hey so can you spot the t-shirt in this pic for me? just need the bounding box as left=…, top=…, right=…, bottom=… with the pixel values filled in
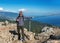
left=17, top=17, right=24, bottom=26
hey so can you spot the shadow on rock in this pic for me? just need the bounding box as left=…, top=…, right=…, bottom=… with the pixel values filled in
left=9, top=30, right=18, bottom=35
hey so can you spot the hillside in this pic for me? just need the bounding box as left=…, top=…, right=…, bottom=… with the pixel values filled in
left=0, top=11, right=53, bottom=34
left=24, top=20, right=53, bottom=34
left=0, top=13, right=53, bottom=34
left=0, top=22, right=60, bottom=43
left=0, top=18, right=53, bottom=34
left=0, top=15, right=52, bottom=33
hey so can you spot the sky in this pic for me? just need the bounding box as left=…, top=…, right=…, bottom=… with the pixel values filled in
left=0, top=0, right=60, bottom=15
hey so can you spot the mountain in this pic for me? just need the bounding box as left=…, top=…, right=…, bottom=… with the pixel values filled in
left=0, top=11, right=18, bottom=21
left=24, top=20, right=53, bottom=33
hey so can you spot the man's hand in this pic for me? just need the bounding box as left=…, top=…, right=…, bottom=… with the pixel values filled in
left=16, top=19, right=19, bottom=21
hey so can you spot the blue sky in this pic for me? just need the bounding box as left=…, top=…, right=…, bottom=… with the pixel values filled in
left=0, top=0, right=60, bottom=15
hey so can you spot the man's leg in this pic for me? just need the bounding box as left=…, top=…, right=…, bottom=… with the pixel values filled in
left=17, top=26, right=21, bottom=40
left=20, top=26, right=25, bottom=40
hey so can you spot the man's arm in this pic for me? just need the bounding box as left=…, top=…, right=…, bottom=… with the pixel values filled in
left=24, top=16, right=32, bottom=19
left=16, top=16, right=19, bottom=22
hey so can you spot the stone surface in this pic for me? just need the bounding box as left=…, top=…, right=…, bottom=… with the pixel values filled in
left=34, top=27, right=56, bottom=43
left=47, top=40, right=60, bottom=43
left=0, top=23, right=36, bottom=43
left=0, top=22, right=60, bottom=43
left=24, top=28, right=35, bottom=40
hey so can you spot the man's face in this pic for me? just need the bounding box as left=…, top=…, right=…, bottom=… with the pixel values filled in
left=20, top=11, right=23, bottom=16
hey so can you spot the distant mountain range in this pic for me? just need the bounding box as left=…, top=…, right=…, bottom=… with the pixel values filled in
left=0, top=11, right=18, bottom=21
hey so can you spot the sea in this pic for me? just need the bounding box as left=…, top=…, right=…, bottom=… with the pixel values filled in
left=32, top=15, right=60, bottom=26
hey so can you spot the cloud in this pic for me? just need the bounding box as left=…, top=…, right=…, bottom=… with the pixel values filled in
left=0, top=7, right=4, bottom=11
left=0, top=7, right=17, bottom=13
left=19, top=9, right=27, bottom=12
left=5, top=10, right=14, bottom=12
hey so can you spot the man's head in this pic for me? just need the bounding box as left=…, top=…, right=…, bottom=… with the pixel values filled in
left=19, top=11, right=23, bottom=17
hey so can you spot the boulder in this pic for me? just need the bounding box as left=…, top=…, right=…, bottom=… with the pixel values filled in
left=24, top=28, right=35, bottom=40
left=34, top=26, right=55, bottom=43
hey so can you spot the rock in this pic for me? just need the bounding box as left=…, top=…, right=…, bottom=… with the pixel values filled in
left=24, top=28, right=35, bottom=40
left=47, top=40, right=60, bottom=43
left=25, top=40, right=39, bottom=43
left=42, top=27, right=55, bottom=35
left=34, top=26, right=56, bottom=43
left=0, top=30, right=14, bottom=43
left=0, top=22, right=60, bottom=43
left=4, top=20, right=9, bottom=25
left=13, top=35, right=18, bottom=40
left=13, top=40, right=23, bottom=43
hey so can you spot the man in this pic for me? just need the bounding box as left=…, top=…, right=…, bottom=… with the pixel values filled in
left=16, top=11, right=32, bottom=41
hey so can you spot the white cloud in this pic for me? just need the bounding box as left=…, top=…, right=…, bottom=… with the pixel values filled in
left=0, top=7, right=4, bottom=11
left=19, top=9, right=27, bottom=12
left=5, top=10, right=15, bottom=12
left=0, top=7, right=17, bottom=13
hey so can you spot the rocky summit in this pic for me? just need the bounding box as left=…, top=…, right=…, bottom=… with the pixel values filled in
left=0, top=21, right=60, bottom=43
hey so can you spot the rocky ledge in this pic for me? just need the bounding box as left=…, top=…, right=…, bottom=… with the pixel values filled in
left=0, top=22, right=60, bottom=43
